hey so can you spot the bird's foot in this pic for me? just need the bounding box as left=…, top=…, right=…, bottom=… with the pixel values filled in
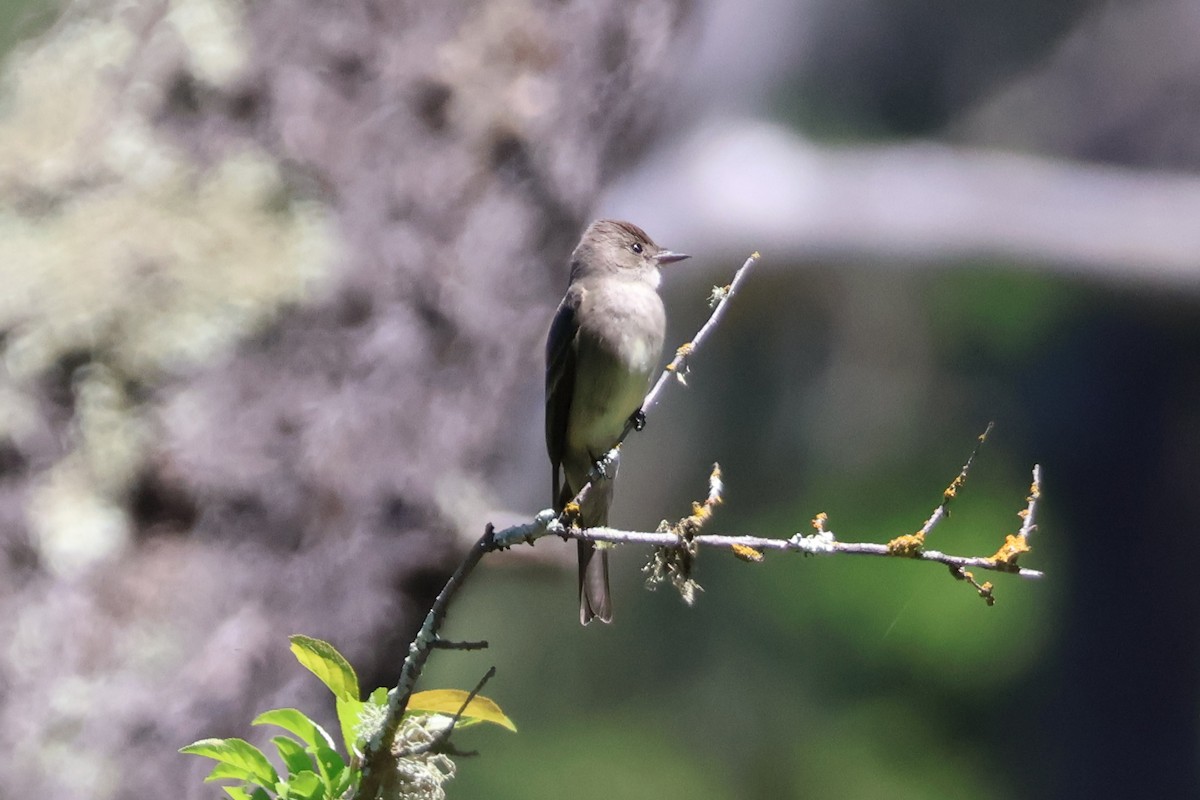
left=591, top=447, right=620, bottom=482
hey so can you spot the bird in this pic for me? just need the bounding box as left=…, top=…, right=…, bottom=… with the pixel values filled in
left=545, top=219, right=690, bottom=623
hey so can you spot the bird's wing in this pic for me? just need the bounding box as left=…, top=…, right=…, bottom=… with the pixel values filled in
left=545, top=290, right=580, bottom=508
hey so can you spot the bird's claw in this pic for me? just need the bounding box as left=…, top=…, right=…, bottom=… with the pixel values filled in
left=592, top=448, right=620, bottom=481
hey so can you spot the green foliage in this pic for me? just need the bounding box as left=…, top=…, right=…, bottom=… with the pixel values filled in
left=180, top=738, right=278, bottom=787
left=290, top=636, right=361, bottom=702
left=181, top=636, right=515, bottom=800
left=290, top=635, right=365, bottom=756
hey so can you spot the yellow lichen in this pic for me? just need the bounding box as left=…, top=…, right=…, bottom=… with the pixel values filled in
left=730, top=543, right=764, bottom=563
left=990, top=534, right=1032, bottom=567
left=887, top=532, right=926, bottom=557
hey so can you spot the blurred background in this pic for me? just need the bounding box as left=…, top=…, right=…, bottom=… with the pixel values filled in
left=0, top=0, right=1196, bottom=798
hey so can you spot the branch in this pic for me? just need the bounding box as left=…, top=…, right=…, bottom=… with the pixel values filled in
left=915, top=421, right=993, bottom=538
left=397, top=666, right=497, bottom=759
left=355, top=525, right=496, bottom=799
left=496, top=468, right=1045, bottom=583
left=636, top=250, right=760, bottom=422
left=569, top=526, right=1043, bottom=580
left=606, top=120, right=1200, bottom=290
left=430, top=639, right=490, bottom=651
left=498, top=433, right=1045, bottom=606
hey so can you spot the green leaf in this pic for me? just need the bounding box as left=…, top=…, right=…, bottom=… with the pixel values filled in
left=288, top=635, right=360, bottom=701
left=250, top=788, right=272, bottom=800
left=313, top=744, right=346, bottom=789
left=281, top=770, right=324, bottom=800
left=335, top=696, right=365, bottom=756
left=253, top=708, right=336, bottom=751
left=407, top=690, right=517, bottom=732
left=333, top=759, right=357, bottom=797
left=205, top=762, right=257, bottom=784
left=221, top=787, right=252, bottom=800
left=180, top=738, right=279, bottom=787
left=272, top=736, right=313, bottom=776
left=368, top=687, right=388, bottom=706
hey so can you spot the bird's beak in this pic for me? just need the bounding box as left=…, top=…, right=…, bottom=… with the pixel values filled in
left=655, top=250, right=691, bottom=265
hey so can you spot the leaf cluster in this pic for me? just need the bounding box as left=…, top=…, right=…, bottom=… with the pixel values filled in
left=181, top=635, right=513, bottom=800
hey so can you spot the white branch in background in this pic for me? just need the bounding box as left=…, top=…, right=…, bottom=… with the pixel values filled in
left=607, top=119, right=1200, bottom=290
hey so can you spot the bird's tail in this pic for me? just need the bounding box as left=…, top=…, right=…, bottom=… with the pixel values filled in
left=564, top=475, right=614, bottom=624
left=578, top=541, right=612, bottom=624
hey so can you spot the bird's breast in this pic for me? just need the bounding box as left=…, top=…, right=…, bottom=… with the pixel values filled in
left=567, top=282, right=666, bottom=454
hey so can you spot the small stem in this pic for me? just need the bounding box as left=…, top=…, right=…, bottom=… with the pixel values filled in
left=355, top=526, right=499, bottom=798
left=398, top=666, right=498, bottom=758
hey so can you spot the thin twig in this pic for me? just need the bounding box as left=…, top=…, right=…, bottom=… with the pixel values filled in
left=499, top=436, right=1045, bottom=590
left=572, top=252, right=761, bottom=508
left=987, top=463, right=1042, bottom=569
left=502, top=420, right=1043, bottom=585
left=397, top=666, right=497, bottom=758
left=1017, top=464, right=1042, bottom=541
left=642, top=462, right=727, bottom=602
left=917, top=421, right=993, bottom=537
left=633, top=252, right=760, bottom=427
left=884, top=422, right=992, bottom=558
left=355, top=525, right=496, bottom=799
left=430, top=639, right=490, bottom=651
left=494, top=502, right=1044, bottom=580
left=567, top=526, right=1044, bottom=579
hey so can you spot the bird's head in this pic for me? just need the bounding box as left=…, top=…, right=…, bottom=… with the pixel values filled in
left=570, top=219, right=690, bottom=284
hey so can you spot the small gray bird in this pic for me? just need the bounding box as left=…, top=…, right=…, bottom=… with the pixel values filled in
left=545, top=220, right=690, bottom=624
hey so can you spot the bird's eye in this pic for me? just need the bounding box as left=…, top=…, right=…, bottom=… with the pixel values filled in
left=630, top=242, right=644, bottom=254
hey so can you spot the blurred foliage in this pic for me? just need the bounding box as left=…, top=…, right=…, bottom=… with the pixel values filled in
left=0, top=0, right=57, bottom=60
left=927, top=266, right=1077, bottom=363
left=774, top=0, right=1099, bottom=140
